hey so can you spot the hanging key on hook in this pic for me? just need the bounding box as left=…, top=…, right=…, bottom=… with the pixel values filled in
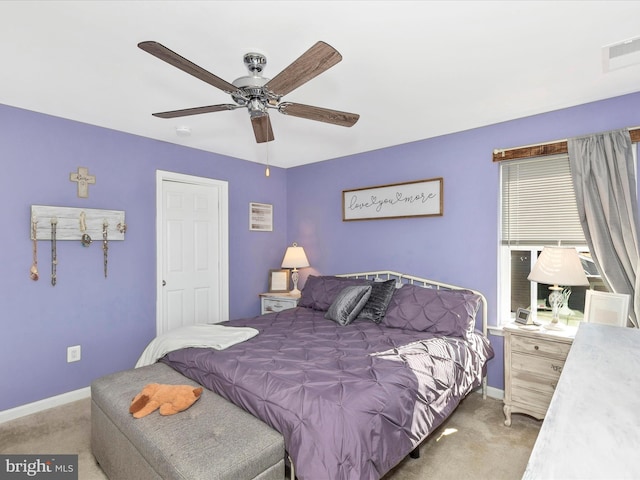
left=80, top=211, right=92, bottom=247
left=30, top=215, right=39, bottom=281
left=102, top=220, right=109, bottom=278
left=51, top=217, right=58, bottom=286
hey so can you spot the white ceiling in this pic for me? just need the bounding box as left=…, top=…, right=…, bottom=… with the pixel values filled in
left=1, top=1, right=640, bottom=168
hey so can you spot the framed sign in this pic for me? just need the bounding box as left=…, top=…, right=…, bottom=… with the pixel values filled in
left=268, top=269, right=290, bottom=293
left=342, top=177, right=443, bottom=221
left=249, top=202, right=273, bottom=231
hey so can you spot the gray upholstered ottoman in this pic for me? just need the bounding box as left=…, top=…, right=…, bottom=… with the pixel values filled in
left=91, top=363, right=285, bottom=480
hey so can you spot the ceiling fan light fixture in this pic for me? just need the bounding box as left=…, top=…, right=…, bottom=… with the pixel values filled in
left=248, top=98, right=268, bottom=118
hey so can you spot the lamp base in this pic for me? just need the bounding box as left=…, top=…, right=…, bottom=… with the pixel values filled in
left=544, top=286, right=565, bottom=331
left=289, top=269, right=301, bottom=298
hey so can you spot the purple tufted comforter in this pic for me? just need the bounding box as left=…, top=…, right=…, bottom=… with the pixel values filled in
left=161, top=307, right=493, bottom=480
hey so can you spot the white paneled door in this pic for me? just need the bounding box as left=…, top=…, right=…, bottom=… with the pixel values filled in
left=156, top=171, right=229, bottom=336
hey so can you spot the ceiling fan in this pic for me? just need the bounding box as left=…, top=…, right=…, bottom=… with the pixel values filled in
left=138, top=40, right=360, bottom=143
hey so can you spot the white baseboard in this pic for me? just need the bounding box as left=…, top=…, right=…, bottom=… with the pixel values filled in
left=473, top=385, right=504, bottom=400
left=0, top=387, right=91, bottom=424
left=485, top=385, right=504, bottom=400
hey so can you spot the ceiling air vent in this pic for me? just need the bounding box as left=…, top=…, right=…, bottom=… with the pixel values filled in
left=603, top=35, right=640, bottom=72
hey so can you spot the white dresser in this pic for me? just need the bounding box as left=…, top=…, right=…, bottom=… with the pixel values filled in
left=503, top=323, right=575, bottom=426
left=523, top=322, right=640, bottom=479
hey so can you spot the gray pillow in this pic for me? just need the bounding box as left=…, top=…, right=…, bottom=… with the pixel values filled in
left=324, top=285, right=372, bottom=326
left=357, top=279, right=396, bottom=323
left=299, top=275, right=369, bottom=311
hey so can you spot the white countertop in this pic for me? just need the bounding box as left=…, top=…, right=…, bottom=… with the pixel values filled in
left=523, top=322, right=640, bottom=479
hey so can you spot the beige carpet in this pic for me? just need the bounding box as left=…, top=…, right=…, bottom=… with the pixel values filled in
left=384, top=393, right=540, bottom=479
left=0, top=392, right=540, bottom=479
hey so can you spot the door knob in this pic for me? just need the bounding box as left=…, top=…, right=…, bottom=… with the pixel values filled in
left=162, top=280, right=166, bottom=287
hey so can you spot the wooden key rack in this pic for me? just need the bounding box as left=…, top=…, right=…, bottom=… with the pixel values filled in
left=30, top=205, right=126, bottom=241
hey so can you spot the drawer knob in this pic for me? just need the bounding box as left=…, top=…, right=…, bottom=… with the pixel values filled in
left=534, top=345, right=539, bottom=350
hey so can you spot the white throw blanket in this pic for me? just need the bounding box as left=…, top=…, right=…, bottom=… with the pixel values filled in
left=135, top=323, right=259, bottom=368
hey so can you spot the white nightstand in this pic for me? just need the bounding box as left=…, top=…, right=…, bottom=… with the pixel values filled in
left=503, top=323, right=576, bottom=426
left=259, top=293, right=299, bottom=315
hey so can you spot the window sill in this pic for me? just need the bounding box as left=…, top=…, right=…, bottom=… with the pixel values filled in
left=488, top=324, right=505, bottom=337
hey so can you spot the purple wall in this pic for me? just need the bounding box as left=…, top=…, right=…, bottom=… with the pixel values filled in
left=0, top=104, right=287, bottom=411
left=2, top=91, right=639, bottom=411
left=287, top=91, right=640, bottom=391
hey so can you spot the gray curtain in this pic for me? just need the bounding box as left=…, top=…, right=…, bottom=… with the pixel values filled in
left=568, top=129, right=639, bottom=327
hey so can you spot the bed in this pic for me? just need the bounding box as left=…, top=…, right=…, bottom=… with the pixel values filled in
left=149, top=271, right=494, bottom=480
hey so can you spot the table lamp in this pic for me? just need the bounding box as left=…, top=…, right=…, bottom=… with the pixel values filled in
left=527, top=246, right=589, bottom=330
left=281, top=242, right=310, bottom=296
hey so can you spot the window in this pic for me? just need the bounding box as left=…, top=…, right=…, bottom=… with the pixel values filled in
left=499, top=154, right=602, bottom=326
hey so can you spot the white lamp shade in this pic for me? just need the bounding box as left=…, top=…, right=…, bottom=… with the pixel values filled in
left=527, top=246, right=589, bottom=286
left=281, top=243, right=310, bottom=269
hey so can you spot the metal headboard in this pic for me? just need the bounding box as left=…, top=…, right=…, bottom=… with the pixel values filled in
left=336, top=270, right=489, bottom=398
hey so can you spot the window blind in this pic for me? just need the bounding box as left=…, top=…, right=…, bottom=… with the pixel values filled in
left=501, top=154, right=586, bottom=246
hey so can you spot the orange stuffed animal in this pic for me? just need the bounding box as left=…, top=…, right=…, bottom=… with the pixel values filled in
left=129, top=383, right=203, bottom=419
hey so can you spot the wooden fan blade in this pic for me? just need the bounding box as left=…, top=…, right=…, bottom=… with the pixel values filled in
left=264, top=41, right=342, bottom=98
left=152, top=104, right=239, bottom=119
left=138, top=41, right=238, bottom=94
left=251, top=115, right=274, bottom=143
left=279, top=102, right=359, bottom=127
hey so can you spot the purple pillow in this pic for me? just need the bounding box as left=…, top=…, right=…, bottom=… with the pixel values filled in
left=382, top=284, right=481, bottom=339
left=299, top=275, right=369, bottom=311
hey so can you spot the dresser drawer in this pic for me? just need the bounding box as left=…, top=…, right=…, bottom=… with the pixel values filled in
left=510, top=333, right=571, bottom=359
left=511, top=351, right=565, bottom=380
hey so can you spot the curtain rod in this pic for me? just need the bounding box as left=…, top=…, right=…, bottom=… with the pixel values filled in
left=493, top=126, right=640, bottom=162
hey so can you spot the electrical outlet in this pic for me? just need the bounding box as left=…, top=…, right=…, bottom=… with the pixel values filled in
left=67, top=345, right=81, bottom=363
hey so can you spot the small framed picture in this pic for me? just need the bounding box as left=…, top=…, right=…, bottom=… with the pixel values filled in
left=515, top=307, right=532, bottom=325
left=249, top=202, right=273, bottom=232
left=584, top=290, right=629, bottom=327
left=268, top=269, right=290, bottom=293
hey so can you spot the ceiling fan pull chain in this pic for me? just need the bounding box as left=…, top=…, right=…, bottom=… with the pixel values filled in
left=265, top=117, right=271, bottom=177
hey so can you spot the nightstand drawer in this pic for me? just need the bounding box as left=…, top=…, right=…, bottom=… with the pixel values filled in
left=260, top=295, right=299, bottom=315
left=510, top=385, right=553, bottom=413
left=511, top=352, right=565, bottom=380
left=511, top=362, right=562, bottom=398
left=510, top=334, right=571, bottom=359
left=263, top=298, right=296, bottom=313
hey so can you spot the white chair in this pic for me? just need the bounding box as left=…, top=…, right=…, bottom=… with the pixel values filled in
left=583, top=290, right=630, bottom=327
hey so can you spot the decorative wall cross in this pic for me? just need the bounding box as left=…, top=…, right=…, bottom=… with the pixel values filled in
left=69, top=167, right=96, bottom=198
